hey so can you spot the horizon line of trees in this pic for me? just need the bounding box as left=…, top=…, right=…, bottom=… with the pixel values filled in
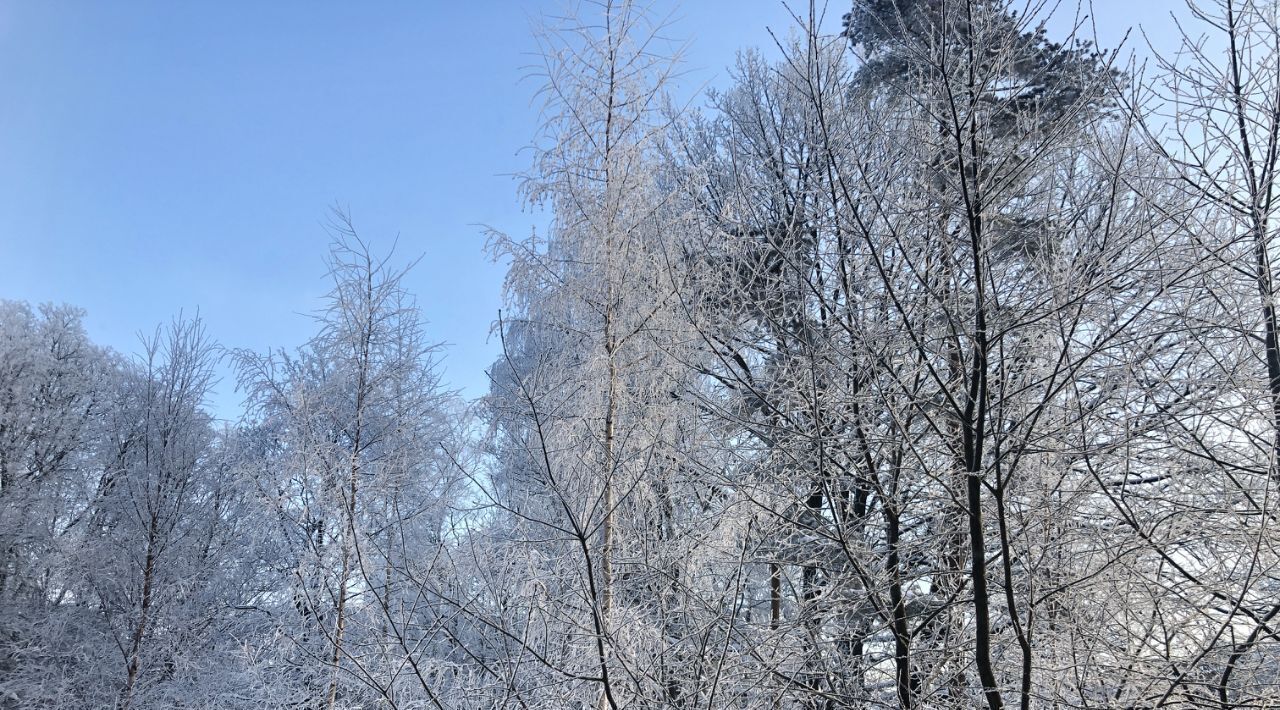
left=5, top=0, right=1280, bottom=707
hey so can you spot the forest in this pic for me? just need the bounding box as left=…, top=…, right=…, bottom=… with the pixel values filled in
left=5, top=0, right=1280, bottom=707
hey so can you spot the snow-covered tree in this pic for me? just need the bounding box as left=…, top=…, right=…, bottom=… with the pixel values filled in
left=235, top=215, right=460, bottom=709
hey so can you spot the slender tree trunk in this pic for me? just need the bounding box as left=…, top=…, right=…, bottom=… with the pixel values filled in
left=885, top=503, right=913, bottom=709
left=324, top=458, right=358, bottom=710
left=597, top=314, right=617, bottom=710
left=326, top=279, right=372, bottom=710
left=119, top=519, right=159, bottom=710
left=770, top=562, right=782, bottom=630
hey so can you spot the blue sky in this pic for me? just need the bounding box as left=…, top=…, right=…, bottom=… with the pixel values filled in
left=0, top=1, right=1182, bottom=420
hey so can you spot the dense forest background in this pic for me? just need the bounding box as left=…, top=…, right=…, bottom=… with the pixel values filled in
left=5, top=0, right=1280, bottom=707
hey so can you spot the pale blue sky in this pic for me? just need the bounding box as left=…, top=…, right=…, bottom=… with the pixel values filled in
left=0, top=1, right=1181, bottom=420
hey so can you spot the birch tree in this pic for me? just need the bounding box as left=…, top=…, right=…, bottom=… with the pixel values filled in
left=235, top=215, right=457, bottom=709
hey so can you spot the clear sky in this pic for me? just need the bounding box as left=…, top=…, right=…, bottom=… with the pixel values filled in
left=0, top=1, right=1182, bottom=421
